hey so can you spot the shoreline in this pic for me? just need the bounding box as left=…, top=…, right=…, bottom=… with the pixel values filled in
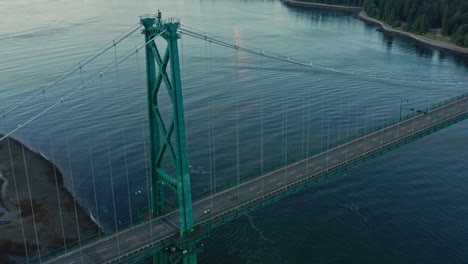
left=358, top=11, right=468, bottom=55
left=284, top=0, right=468, bottom=55
left=0, top=135, right=99, bottom=263
left=284, top=0, right=361, bottom=11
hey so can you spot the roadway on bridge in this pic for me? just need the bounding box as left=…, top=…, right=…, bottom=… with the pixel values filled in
left=41, top=95, right=468, bottom=264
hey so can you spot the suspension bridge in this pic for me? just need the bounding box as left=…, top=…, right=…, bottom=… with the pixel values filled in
left=1, top=11, right=467, bottom=264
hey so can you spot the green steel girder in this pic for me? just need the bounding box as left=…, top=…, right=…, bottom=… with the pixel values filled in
left=158, top=169, right=178, bottom=191
left=140, top=11, right=197, bottom=264
left=153, top=47, right=173, bottom=99
left=202, top=111, right=468, bottom=231
left=118, top=232, right=209, bottom=264
left=154, top=115, right=177, bottom=167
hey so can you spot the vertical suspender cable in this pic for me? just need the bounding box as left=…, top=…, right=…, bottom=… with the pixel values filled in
left=326, top=116, right=330, bottom=169
left=236, top=103, right=240, bottom=208
left=205, top=39, right=214, bottom=213
left=114, top=41, right=121, bottom=91
left=397, top=98, right=401, bottom=141
left=301, top=98, right=308, bottom=159
left=338, top=104, right=342, bottom=142
left=354, top=102, right=359, bottom=137
left=211, top=102, right=217, bottom=200
left=260, top=95, right=264, bottom=197
left=21, top=143, right=42, bottom=263
left=141, top=125, right=154, bottom=241
left=305, top=102, right=310, bottom=176
left=7, top=138, right=29, bottom=262
left=210, top=103, right=216, bottom=214
left=210, top=41, right=217, bottom=198
left=284, top=97, right=288, bottom=187
left=122, top=131, right=133, bottom=227
left=49, top=141, right=67, bottom=249
left=87, top=141, right=101, bottom=240
left=364, top=98, right=369, bottom=150
left=106, top=136, right=121, bottom=257
left=208, top=98, right=214, bottom=212
left=282, top=98, right=286, bottom=186
left=320, top=111, right=324, bottom=152
left=65, top=131, right=84, bottom=264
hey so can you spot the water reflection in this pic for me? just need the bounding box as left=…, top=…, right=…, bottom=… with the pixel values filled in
left=383, top=34, right=393, bottom=51
left=451, top=51, right=468, bottom=68
left=233, top=26, right=247, bottom=65
left=285, top=3, right=357, bottom=26
left=284, top=2, right=468, bottom=69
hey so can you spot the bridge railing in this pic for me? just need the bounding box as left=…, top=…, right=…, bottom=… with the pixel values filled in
left=163, top=18, right=181, bottom=24
left=192, top=92, right=468, bottom=201
left=26, top=210, right=153, bottom=263
left=140, top=13, right=157, bottom=19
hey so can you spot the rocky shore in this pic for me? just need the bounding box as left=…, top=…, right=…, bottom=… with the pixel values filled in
left=0, top=136, right=99, bottom=263
left=285, top=0, right=468, bottom=55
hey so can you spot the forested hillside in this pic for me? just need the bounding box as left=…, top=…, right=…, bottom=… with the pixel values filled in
left=298, top=0, right=468, bottom=47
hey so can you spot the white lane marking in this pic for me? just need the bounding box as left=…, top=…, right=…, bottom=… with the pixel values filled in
left=96, top=247, right=108, bottom=254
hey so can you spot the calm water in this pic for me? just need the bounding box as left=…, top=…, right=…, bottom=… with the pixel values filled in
left=1, top=0, right=468, bottom=263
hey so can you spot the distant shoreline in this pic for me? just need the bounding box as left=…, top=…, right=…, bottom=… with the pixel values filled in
left=284, top=0, right=468, bottom=55
left=358, top=11, right=468, bottom=55
left=284, top=0, right=361, bottom=11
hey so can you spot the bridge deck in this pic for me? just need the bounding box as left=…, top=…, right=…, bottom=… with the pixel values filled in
left=38, top=94, right=468, bottom=264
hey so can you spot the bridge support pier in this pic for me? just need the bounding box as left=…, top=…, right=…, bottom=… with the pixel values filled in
left=141, top=10, right=197, bottom=264
left=153, top=252, right=167, bottom=264
left=149, top=242, right=198, bottom=264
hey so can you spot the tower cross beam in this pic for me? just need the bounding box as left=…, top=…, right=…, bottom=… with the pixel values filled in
left=154, top=117, right=177, bottom=166
left=157, top=169, right=178, bottom=191
left=151, top=44, right=173, bottom=96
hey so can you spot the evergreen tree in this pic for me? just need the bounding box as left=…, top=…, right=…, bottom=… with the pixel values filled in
left=442, top=6, right=449, bottom=35
left=299, top=0, right=468, bottom=47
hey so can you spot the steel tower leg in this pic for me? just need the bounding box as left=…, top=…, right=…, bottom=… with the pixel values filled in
left=140, top=11, right=196, bottom=264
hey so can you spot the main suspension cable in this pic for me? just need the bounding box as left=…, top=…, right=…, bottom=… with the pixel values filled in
left=179, top=26, right=467, bottom=86
left=0, top=30, right=166, bottom=143
left=0, top=23, right=143, bottom=119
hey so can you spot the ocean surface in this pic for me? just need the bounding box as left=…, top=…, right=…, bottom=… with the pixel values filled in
left=1, top=0, right=468, bottom=263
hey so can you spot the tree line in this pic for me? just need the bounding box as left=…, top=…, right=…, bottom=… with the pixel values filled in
left=299, top=0, right=468, bottom=47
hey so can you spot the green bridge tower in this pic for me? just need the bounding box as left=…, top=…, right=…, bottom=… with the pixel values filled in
left=140, top=11, right=197, bottom=264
